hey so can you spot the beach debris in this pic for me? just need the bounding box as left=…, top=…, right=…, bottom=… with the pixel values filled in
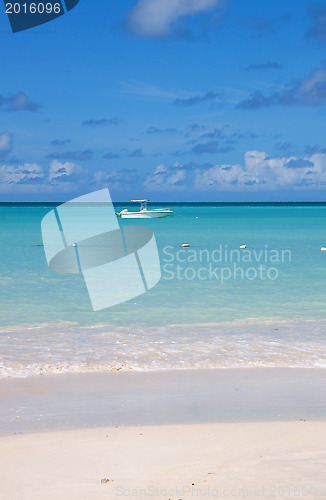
left=181, top=243, right=190, bottom=247
left=101, top=478, right=111, bottom=483
left=321, top=247, right=326, bottom=251
left=239, top=244, right=246, bottom=249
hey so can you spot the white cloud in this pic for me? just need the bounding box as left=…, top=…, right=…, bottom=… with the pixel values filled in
left=0, top=163, right=44, bottom=184
left=144, top=151, right=326, bottom=193
left=194, top=150, right=326, bottom=190
left=166, top=168, right=186, bottom=185
left=0, top=159, right=87, bottom=195
left=154, top=163, right=168, bottom=174
left=0, top=160, right=84, bottom=186
left=48, top=160, right=83, bottom=183
left=0, top=132, right=12, bottom=154
left=144, top=163, right=186, bottom=191
left=127, top=0, right=220, bottom=37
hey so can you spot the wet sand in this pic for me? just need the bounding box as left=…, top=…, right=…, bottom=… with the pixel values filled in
left=0, top=368, right=325, bottom=434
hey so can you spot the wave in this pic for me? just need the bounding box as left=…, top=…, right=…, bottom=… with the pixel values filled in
left=0, top=318, right=326, bottom=378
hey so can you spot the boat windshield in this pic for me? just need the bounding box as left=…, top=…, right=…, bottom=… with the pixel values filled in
left=130, top=200, right=149, bottom=211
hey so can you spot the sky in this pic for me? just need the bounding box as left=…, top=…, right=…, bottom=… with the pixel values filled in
left=1, top=0, right=326, bottom=201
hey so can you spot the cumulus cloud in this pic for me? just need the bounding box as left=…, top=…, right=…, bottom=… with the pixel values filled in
left=0, top=92, right=41, bottom=112
left=127, top=0, right=221, bottom=37
left=174, top=91, right=220, bottom=107
left=194, top=151, right=326, bottom=190
left=144, top=151, right=326, bottom=192
left=48, top=160, right=84, bottom=183
left=0, top=159, right=86, bottom=193
left=144, top=163, right=186, bottom=191
left=0, top=163, right=44, bottom=184
left=238, top=62, right=326, bottom=109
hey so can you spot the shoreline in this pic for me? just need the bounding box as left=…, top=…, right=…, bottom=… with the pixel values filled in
left=1, top=367, right=326, bottom=436
left=1, top=317, right=326, bottom=377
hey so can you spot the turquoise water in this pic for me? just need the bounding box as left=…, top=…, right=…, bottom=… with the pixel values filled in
left=1, top=203, right=326, bottom=376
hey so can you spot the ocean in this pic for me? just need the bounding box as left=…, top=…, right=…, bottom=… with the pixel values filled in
left=1, top=202, right=326, bottom=378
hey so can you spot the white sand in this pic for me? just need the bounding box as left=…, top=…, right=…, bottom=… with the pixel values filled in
left=1, top=421, right=326, bottom=500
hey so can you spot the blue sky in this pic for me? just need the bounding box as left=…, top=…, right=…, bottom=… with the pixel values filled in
left=1, top=0, right=326, bottom=201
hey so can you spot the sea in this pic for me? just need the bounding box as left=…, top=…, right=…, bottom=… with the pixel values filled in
left=1, top=202, right=326, bottom=378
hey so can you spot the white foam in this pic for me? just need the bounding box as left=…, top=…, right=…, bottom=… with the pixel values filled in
left=1, top=318, right=326, bottom=378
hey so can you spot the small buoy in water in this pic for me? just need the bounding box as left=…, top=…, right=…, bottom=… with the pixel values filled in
left=321, top=247, right=326, bottom=251
left=239, top=244, right=246, bottom=249
left=181, top=243, right=190, bottom=247
left=72, top=243, right=77, bottom=247
left=195, top=216, right=198, bottom=219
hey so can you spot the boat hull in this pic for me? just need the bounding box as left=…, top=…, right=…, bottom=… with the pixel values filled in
left=119, top=211, right=173, bottom=219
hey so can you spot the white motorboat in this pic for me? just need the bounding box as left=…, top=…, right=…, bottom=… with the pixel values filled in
left=116, top=200, right=173, bottom=219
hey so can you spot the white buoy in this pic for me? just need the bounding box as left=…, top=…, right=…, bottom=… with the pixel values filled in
left=181, top=243, right=190, bottom=247
left=239, top=244, right=246, bottom=249
left=321, top=247, right=326, bottom=251
left=195, top=217, right=198, bottom=219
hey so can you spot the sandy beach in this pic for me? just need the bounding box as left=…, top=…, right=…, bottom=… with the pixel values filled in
left=0, top=420, right=326, bottom=499
left=0, top=369, right=326, bottom=499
